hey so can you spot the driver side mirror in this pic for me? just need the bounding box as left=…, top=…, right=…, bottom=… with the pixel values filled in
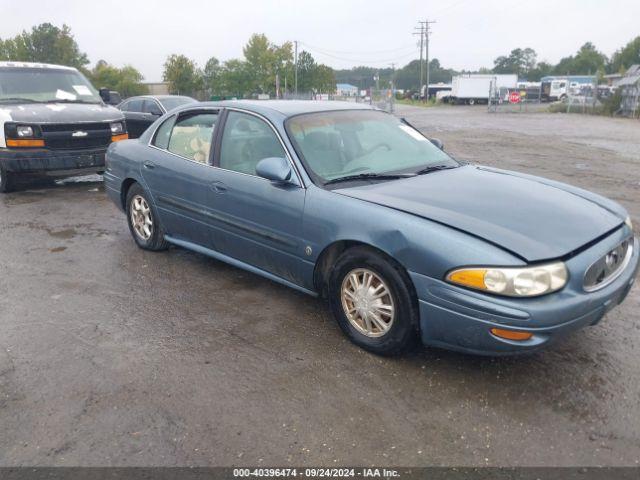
left=256, top=157, right=292, bottom=184
left=430, top=138, right=444, bottom=150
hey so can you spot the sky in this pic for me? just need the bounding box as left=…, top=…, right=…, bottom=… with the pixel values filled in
left=1, top=0, right=638, bottom=81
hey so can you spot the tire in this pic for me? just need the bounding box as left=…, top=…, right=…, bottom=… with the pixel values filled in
left=328, top=246, right=419, bottom=356
left=0, top=168, right=15, bottom=193
left=125, top=182, right=169, bottom=251
left=467, top=99, right=476, bottom=105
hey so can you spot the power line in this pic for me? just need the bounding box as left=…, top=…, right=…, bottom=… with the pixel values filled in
left=298, top=42, right=417, bottom=56
left=299, top=42, right=417, bottom=65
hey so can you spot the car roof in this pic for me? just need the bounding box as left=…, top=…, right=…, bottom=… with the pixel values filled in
left=199, top=99, right=375, bottom=118
left=125, top=95, right=193, bottom=101
left=0, top=61, right=77, bottom=71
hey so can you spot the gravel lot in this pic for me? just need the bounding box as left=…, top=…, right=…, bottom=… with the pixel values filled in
left=0, top=105, right=638, bottom=467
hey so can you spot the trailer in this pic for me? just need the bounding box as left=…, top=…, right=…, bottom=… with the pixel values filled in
left=449, top=74, right=518, bottom=105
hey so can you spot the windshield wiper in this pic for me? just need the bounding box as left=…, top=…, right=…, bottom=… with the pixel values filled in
left=0, top=97, right=38, bottom=104
left=415, top=164, right=457, bottom=175
left=324, top=172, right=415, bottom=186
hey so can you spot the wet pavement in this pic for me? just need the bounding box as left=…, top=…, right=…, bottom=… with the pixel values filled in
left=0, top=106, right=638, bottom=466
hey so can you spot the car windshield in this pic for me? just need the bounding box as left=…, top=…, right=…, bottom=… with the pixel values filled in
left=0, top=67, right=102, bottom=104
left=160, top=96, right=196, bottom=111
left=286, top=110, right=457, bottom=184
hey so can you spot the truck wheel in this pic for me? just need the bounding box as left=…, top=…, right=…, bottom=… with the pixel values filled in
left=0, top=168, right=15, bottom=193
left=125, top=183, right=169, bottom=251
left=468, top=99, right=476, bottom=105
left=328, top=246, right=419, bottom=356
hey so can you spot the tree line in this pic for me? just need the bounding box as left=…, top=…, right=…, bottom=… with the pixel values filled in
left=162, top=34, right=336, bottom=98
left=1, top=23, right=639, bottom=99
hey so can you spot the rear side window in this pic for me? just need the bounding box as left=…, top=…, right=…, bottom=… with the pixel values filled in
left=152, top=115, right=176, bottom=150
left=167, top=112, right=218, bottom=164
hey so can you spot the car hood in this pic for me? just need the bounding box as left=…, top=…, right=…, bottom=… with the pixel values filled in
left=0, top=102, right=123, bottom=123
left=334, top=165, right=625, bottom=262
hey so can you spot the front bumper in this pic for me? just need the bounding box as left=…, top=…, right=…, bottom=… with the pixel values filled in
left=0, top=147, right=106, bottom=176
left=410, top=231, right=639, bottom=355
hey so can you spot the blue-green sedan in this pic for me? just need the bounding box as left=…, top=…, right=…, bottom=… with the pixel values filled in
left=104, top=100, right=639, bottom=356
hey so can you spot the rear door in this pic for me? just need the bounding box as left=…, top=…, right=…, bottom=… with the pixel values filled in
left=141, top=109, right=222, bottom=248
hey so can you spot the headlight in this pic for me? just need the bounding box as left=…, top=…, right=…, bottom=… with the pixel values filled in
left=110, top=122, right=124, bottom=134
left=625, top=216, right=633, bottom=231
left=17, top=125, right=34, bottom=137
left=446, top=262, right=568, bottom=297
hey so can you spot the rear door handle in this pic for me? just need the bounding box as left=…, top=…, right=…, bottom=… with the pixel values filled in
left=143, top=161, right=156, bottom=169
left=210, top=181, right=227, bottom=193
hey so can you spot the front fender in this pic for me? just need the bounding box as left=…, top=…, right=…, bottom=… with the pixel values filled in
left=302, top=186, right=525, bottom=287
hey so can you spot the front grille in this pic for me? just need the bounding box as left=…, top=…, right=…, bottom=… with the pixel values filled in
left=584, top=238, right=633, bottom=292
left=41, top=122, right=112, bottom=133
left=40, top=122, right=112, bottom=151
left=45, top=136, right=111, bottom=150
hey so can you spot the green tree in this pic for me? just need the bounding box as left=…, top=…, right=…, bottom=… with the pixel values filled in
left=90, top=60, right=147, bottom=98
left=311, top=64, right=336, bottom=93
left=609, top=36, right=640, bottom=73
left=493, top=48, right=537, bottom=76
left=162, top=54, right=202, bottom=96
left=218, top=59, right=249, bottom=97
left=242, top=34, right=293, bottom=95
left=203, top=56, right=222, bottom=94
left=0, top=23, right=88, bottom=69
left=554, top=42, right=607, bottom=75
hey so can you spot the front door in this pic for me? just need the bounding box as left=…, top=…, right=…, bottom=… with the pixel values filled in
left=209, top=110, right=307, bottom=285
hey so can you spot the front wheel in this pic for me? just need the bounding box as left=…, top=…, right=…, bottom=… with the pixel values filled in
left=125, top=183, right=168, bottom=251
left=328, top=247, right=419, bottom=356
left=0, top=168, right=16, bottom=193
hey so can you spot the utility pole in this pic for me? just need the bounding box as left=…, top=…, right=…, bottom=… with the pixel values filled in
left=413, top=23, right=425, bottom=99
left=423, top=20, right=436, bottom=101
left=294, top=40, right=298, bottom=97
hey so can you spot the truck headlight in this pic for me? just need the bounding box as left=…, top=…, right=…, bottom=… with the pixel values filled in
left=446, top=262, right=568, bottom=297
left=17, top=125, right=34, bottom=137
left=625, top=216, right=633, bottom=231
left=110, top=122, right=124, bottom=134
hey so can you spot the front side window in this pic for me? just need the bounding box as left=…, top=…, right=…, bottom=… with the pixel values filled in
left=0, top=67, right=101, bottom=104
left=219, top=111, right=287, bottom=175
left=286, top=110, right=456, bottom=184
left=127, top=99, right=144, bottom=112
left=143, top=99, right=163, bottom=115
left=167, top=112, right=218, bottom=164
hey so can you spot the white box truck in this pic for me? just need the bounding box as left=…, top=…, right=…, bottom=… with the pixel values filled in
left=450, top=74, right=518, bottom=105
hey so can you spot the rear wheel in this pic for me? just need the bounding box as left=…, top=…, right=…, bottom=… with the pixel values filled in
left=125, top=183, right=168, bottom=251
left=328, top=247, right=419, bottom=356
left=0, top=168, right=16, bottom=193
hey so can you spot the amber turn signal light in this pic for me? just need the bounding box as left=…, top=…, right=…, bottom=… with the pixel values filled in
left=490, top=328, right=533, bottom=341
left=111, top=133, right=129, bottom=142
left=6, top=138, right=45, bottom=148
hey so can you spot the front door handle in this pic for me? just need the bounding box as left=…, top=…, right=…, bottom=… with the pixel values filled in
left=143, top=161, right=156, bottom=169
left=209, top=181, right=227, bottom=193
